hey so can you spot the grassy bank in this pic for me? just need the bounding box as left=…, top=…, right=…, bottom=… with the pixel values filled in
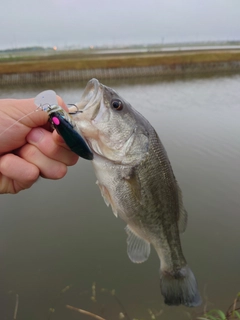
left=1, top=49, right=240, bottom=74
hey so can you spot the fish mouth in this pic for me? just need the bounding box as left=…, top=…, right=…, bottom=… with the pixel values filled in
left=76, top=78, right=102, bottom=118
left=64, top=79, right=102, bottom=161
left=73, top=79, right=105, bottom=157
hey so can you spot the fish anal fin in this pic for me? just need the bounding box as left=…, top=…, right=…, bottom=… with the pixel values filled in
left=177, top=185, right=188, bottom=233
left=96, top=181, right=118, bottom=217
left=125, top=225, right=150, bottom=263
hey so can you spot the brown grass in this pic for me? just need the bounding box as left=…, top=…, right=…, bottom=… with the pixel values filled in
left=0, top=50, right=240, bottom=74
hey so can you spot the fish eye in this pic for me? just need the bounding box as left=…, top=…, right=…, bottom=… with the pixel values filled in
left=111, top=99, right=123, bottom=111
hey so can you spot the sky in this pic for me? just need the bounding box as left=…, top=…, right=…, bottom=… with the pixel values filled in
left=0, top=0, right=240, bottom=50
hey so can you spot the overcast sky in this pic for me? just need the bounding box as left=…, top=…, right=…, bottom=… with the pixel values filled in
left=0, top=0, right=239, bottom=50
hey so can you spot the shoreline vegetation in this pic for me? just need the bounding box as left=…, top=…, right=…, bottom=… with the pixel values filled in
left=0, top=43, right=240, bottom=84
left=9, top=282, right=240, bottom=320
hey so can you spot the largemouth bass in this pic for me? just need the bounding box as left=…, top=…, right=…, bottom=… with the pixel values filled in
left=73, top=78, right=201, bottom=307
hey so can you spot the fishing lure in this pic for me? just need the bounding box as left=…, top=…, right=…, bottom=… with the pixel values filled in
left=34, top=90, right=93, bottom=160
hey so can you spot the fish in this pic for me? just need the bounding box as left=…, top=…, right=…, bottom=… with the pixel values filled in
left=72, top=78, right=201, bottom=307
left=34, top=90, right=93, bottom=160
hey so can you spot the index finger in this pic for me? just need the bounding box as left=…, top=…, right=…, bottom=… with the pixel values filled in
left=0, top=94, right=68, bottom=155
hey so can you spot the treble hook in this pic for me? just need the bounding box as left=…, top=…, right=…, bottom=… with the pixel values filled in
left=67, top=103, right=83, bottom=114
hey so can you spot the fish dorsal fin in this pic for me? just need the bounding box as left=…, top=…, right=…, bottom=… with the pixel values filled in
left=125, top=225, right=150, bottom=263
left=177, top=185, right=188, bottom=233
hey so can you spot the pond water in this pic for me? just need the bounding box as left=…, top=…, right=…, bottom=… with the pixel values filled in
left=1, top=74, right=240, bottom=320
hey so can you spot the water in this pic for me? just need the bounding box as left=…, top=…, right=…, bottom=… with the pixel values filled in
left=0, top=74, right=240, bottom=319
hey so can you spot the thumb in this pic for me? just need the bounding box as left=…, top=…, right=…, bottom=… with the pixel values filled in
left=1, top=98, right=48, bottom=129
left=1, top=95, right=68, bottom=132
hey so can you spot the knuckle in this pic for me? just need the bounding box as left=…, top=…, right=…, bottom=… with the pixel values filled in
left=20, top=144, right=39, bottom=161
left=68, top=154, right=79, bottom=166
left=0, top=154, right=12, bottom=172
left=55, top=165, right=67, bottom=179
left=44, top=163, right=67, bottom=180
left=24, top=165, right=39, bottom=182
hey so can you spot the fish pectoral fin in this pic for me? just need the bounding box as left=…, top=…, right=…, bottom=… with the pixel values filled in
left=96, top=180, right=110, bottom=206
left=96, top=181, right=118, bottom=218
left=177, top=185, right=188, bottom=233
left=125, top=225, right=150, bottom=264
left=123, top=168, right=142, bottom=203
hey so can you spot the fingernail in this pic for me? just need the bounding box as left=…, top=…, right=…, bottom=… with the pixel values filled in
left=28, top=128, right=44, bottom=143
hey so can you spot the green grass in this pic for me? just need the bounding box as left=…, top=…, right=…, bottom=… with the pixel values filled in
left=0, top=50, right=240, bottom=74
left=198, top=293, right=240, bottom=320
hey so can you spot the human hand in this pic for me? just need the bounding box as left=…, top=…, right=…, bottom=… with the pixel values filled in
left=0, top=97, right=79, bottom=194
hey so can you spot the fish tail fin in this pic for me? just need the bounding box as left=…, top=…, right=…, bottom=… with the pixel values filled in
left=160, top=265, right=201, bottom=307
